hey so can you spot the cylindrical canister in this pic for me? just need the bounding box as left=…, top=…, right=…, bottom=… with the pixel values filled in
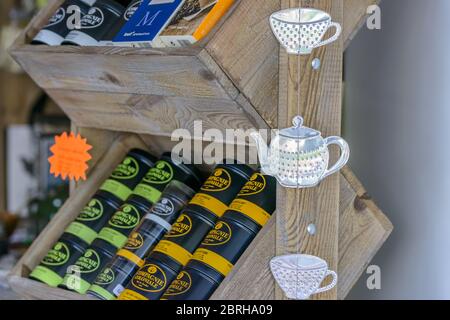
left=32, top=0, right=96, bottom=45
left=96, top=199, right=150, bottom=249
left=128, top=152, right=202, bottom=208
left=97, top=149, right=157, bottom=203
left=62, top=0, right=126, bottom=46
left=85, top=181, right=196, bottom=299
left=117, top=252, right=180, bottom=300
left=102, top=0, right=142, bottom=41
left=29, top=233, right=89, bottom=287
left=161, top=260, right=223, bottom=300
left=163, top=172, right=277, bottom=300
left=63, top=194, right=121, bottom=245
left=59, top=238, right=117, bottom=294
left=187, top=162, right=254, bottom=220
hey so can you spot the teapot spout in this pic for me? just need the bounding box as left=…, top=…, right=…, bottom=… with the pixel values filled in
left=250, top=131, right=273, bottom=175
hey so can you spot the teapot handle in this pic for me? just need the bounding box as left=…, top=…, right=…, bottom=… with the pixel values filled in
left=322, top=137, right=350, bottom=180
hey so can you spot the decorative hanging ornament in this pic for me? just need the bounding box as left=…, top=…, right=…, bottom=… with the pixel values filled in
left=251, top=116, right=350, bottom=188
left=270, top=7, right=342, bottom=55
left=270, top=254, right=337, bottom=300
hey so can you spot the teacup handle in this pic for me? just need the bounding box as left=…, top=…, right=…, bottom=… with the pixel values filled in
left=314, top=270, right=338, bottom=295
left=315, top=22, right=342, bottom=48
left=322, top=136, right=350, bottom=179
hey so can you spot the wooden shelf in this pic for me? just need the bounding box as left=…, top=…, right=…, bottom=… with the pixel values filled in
left=8, top=0, right=390, bottom=300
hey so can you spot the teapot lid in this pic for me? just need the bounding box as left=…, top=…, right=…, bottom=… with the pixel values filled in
left=279, top=116, right=320, bottom=139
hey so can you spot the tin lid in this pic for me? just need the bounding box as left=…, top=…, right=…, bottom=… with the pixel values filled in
left=60, top=232, right=90, bottom=251
left=90, top=238, right=119, bottom=257
left=93, top=193, right=122, bottom=210
left=186, top=259, right=224, bottom=284
left=160, top=152, right=203, bottom=190
left=217, top=161, right=254, bottom=180
left=183, top=205, right=218, bottom=227
left=147, top=251, right=182, bottom=273
left=95, top=0, right=126, bottom=16
left=162, top=180, right=196, bottom=204
left=221, top=211, right=261, bottom=235
left=81, top=0, right=97, bottom=6
left=128, top=149, right=158, bottom=168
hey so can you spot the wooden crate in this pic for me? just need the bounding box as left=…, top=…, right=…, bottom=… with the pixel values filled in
left=8, top=0, right=391, bottom=300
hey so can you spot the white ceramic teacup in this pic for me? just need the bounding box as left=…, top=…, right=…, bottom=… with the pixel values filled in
left=270, top=8, right=342, bottom=55
left=270, top=254, right=338, bottom=300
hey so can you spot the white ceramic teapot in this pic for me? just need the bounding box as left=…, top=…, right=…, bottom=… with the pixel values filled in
left=251, top=116, right=350, bottom=188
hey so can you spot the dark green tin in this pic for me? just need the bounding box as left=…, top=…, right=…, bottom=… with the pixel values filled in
left=97, top=149, right=157, bottom=203
left=64, top=194, right=121, bottom=245
left=29, top=233, right=89, bottom=287
left=128, top=152, right=202, bottom=208
left=59, top=238, right=117, bottom=294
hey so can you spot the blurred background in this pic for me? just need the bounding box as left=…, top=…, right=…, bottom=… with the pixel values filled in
left=0, top=0, right=69, bottom=299
left=0, top=0, right=448, bottom=300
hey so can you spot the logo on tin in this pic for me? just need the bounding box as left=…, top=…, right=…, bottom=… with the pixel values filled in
left=150, top=198, right=175, bottom=216
left=77, top=249, right=100, bottom=273
left=42, top=242, right=70, bottom=266
left=111, top=156, right=139, bottom=180
left=110, top=204, right=141, bottom=229
left=144, top=161, right=174, bottom=184
left=201, top=168, right=232, bottom=192
left=238, top=173, right=266, bottom=196
left=124, top=232, right=144, bottom=250
left=132, top=264, right=167, bottom=293
left=202, top=221, right=232, bottom=246
left=166, top=214, right=192, bottom=238
left=45, top=7, right=66, bottom=27
left=164, top=271, right=192, bottom=296
left=95, top=267, right=115, bottom=285
left=124, top=0, right=143, bottom=21
left=77, top=199, right=104, bottom=221
left=80, top=7, right=104, bottom=29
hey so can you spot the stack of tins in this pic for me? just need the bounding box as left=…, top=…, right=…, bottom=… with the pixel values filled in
left=162, top=172, right=276, bottom=300
left=118, top=162, right=254, bottom=300
left=60, top=153, right=202, bottom=294
left=29, top=149, right=157, bottom=287
left=86, top=181, right=196, bottom=300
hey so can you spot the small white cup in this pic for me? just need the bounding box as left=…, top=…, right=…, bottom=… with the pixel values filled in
left=270, top=254, right=338, bottom=300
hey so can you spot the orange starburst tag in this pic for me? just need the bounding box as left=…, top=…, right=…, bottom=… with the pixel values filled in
left=48, top=132, right=92, bottom=181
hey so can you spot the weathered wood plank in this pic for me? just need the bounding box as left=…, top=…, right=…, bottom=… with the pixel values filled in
left=46, top=89, right=255, bottom=139
left=276, top=0, right=343, bottom=300
left=212, top=167, right=393, bottom=300
left=343, top=0, right=380, bottom=49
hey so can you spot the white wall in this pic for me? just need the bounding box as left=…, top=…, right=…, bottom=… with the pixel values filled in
left=345, top=0, right=450, bottom=299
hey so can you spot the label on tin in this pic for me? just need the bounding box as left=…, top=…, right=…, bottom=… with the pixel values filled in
left=153, top=240, right=192, bottom=266
left=89, top=284, right=116, bottom=300
left=29, top=266, right=64, bottom=287
left=100, top=179, right=133, bottom=201
left=65, top=221, right=97, bottom=244
left=229, top=199, right=271, bottom=227
left=79, top=7, right=105, bottom=29
left=42, top=242, right=70, bottom=266
left=144, top=161, right=174, bottom=185
left=132, top=183, right=161, bottom=204
left=98, top=227, right=128, bottom=248
left=165, top=214, right=192, bottom=238
left=124, top=0, right=142, bottom=21
left=150, top=197, right=175, bottom=216
left=163, top=271, right=192, bottom=296
left=124, top=232, right=144, bottom=250
left=77, top=199, right=104, bottom=221
left=45, top=7, right=66, bottom=27
left=201, top=221, right=232, bottom=246
left=109, top=204, right=141, bottom=229
left=189, top=193, right=228, bottom=217
left=75, top=249, right=101, bottom=274
left=94, top=267, right=115, bottom=286
left=112, top=156, right=140, bottom=180
left=201, top=168, right=232, bottom=192
left=118, top=289, right=148, bottom=300
left=131, top=264, right=167, bottom=293
left=238, top=173, right=266, bottom=196
left=192, top=248, right=233, bottom=277
left=117, top=249, right=145, bottom=267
